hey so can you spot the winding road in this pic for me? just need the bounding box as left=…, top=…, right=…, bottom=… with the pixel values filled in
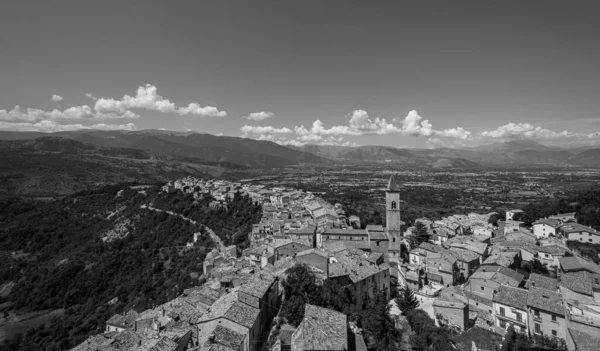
left=140, top=204, right=225, bottom=251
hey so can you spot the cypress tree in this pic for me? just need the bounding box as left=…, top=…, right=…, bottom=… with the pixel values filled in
left=395, top=286, right=420, bottom=315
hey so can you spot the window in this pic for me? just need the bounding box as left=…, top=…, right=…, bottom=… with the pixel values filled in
left=499, top=307, right=505, bottom=316
left=376, top=241, right=380, bottom=246
left=391, top=201, right=397, bottom=209
left=552, top=330, right=557, bottom=337
left=480, top=286, right=485, bottom=291
left=534, top=309, right=540, bottom=317
left=393, top=238, right=396, bottom=242
left=515, top=312, right=522, bottom=322
left=535, top=323, right=541, bottom=333
left=551, top=315, right=556, bottom=322
left=499, top=320, right=506, bottom=329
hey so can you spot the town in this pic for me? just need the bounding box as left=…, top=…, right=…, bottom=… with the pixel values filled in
left=68, top=174, right=600, bottom=351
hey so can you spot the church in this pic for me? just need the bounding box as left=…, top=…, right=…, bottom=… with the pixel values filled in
left=320, top=174, right=404, bottom=264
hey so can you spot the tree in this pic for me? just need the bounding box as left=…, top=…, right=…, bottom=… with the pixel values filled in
left=395, top=286, right=419, bottom=315
left=408, top=222, right=431, bottom=249
left=358, top=291, right=401, bottom=351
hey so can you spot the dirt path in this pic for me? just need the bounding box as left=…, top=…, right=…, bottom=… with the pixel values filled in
left=141, top=204, right=225, bottom=251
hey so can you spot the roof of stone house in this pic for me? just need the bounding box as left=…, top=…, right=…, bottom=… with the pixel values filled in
left=559, top=256, right=600, bottom=274
left=526, top=287, right=565, bottom=316
left=536, top=245, right=569, bottom=255
left=322, top=228, right=368, bottom=236
left=474, top=265, right=524, bottom=286
left=533, top=218, right=562, bottom=228
left=366, top=224, right=385, bottom=232
left=324, top=239, right=371, bottom=251
left=289, top=226, right=316, bottom=235
left=206, top=325, right=246, bottom=350
left=301, top=304, right=348, bottom=351
left=197, top=289, right=258, bottom=328
left=492, top=285, right=528, bottom=310
left=449, top=247, right=481, bottom=262
left=239, top=275, right=275, bottom=298
left=560, top=272, right=594, bottom=296
left=148, top=336, right=179, bottom=351
left=366, top=252, right=383, bottom=264
left=482, top=252, right=514, bottom=267
left=405, top=271, right=419, bottom=281
left=447, top=242, right=487, bottom=256
left=560, top=223, right=598, bottom=234
left=106, top=313, right=136, bottom=329
left=433, top=299, right=466, bottom=308
left=386, top=174, right=401, bottom=192
left=568, top=328, right=600, bottom=351
left=525, top=273, right=558, bottom=291
left=463, top=290, right=493, bottom=306
left=296, top=249, right=329, bottom=258
left=273, top=240, right=311, bottom=250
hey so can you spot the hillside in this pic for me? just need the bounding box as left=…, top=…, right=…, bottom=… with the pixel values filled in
left=0, top=137, right=242, bottom=197
left=0, top=186, right=262, bottom=349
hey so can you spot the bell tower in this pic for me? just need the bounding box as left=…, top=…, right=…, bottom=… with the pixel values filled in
left=386, top=174, right=401, bottom=233
left=386, top=174, right=402, bottom=263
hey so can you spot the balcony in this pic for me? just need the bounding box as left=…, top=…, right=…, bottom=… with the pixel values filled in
left=496, top=312, right=527, bottom=326
left=533, top=315, right=542, bottom=322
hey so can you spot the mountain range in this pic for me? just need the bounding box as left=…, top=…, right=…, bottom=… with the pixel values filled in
left=1, top=129, right=600, bottom=196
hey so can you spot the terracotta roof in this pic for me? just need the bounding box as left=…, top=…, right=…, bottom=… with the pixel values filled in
left=208, top=325, right=246, bottom=350
left=525, top=273, right=558, bottom=291
left=322, top=229, right=368, bottom=236
left=301, top=304, right=347, bottom=351
left=493, top=285, right=528, bottom=310
left=224, top=301, right=260, bottom=328
left=526, top=287, right=564, bottom=316
left=386, top=174, right=401, bottom=192
left=239, top=276, right=275, bottom=298
left=366, top=225, right=385, bottom=232
left=559, top=256, right=600, bottom=274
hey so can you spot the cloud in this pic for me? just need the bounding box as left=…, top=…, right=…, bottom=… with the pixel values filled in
left=240, top=125, right=292, bottom=135
left=240, top=109, right=473, bottom=146
left=244, top=111, right=275, bottom=121
left=96, top=84, right=226, bottom=117
left=85, top=93, right=98, bottom=100
left=51, top=94, right=63, bottom=102
left=481, top=123, right=581, bottom=140
left=0, top=120, right=137, bottom=133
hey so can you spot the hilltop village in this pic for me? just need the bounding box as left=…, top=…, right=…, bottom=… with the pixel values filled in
left=72, top=175, right=600, bottom=351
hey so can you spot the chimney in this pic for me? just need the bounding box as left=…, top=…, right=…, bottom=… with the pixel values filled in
left=162, top=308, right=166, bottom=317
left=209, top=334, right=215, bottom=344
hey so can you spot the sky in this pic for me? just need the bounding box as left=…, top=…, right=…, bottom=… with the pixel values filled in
left=1, top=0, right=599, bottom=148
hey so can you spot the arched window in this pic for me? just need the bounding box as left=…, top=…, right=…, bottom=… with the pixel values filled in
left=391, top=201, right=397, bottom=209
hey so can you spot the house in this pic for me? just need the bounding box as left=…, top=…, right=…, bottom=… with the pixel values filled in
left=533, top=219, right=562, bottom=239
left=566, top=328, right=600, bottom=351
left=559, top=257, right=600, bottom=275
left=273, top=241, right=312, bottom=261
left=466, top=265, right=524, bottom=301
left=291, top=304, right=347, bottom=351
left=288, top=226, right=316, bottom=247
left=492, top=285, right=529, bottom=335
left=524, top=273, right=558, bottom=292
left=243, top=245, right=275, bottom=268
left=502, top=220, right=526, bottom=234
left=425, top=255, right=458, bottom=286
left=295, top=249, right=330, bottom=275
left=237, top=275, right=280, bottom=344
left=105, top=310, right=139, bottom=333
left=433, top=299, right=468, bottom=332
left=506, top=209, right=524, bottom=221
left=321, top=229, right=370, bottom=251
left=559, top=223, right=600, bottom=244
left=526, top=287, right=567, bottom=342
left=549, top=212, right=577, bottom=223
left=196, top=289, right=261, bottom=351
left=327, top=248, right=390, bottom=309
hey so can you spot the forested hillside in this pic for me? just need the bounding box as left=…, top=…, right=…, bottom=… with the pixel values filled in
left=0, top=185, right=262, bottom=350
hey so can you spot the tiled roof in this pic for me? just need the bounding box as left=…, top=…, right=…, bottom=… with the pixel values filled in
left=474, top=265, right=524, bottom=286
left=568, top=328, right=600, bottom=351
left=560, top=223, right=598, bottom=234
left=328, top=249, right=388, bottom=283
left=322, top=229, right=368, bottom=236
left=302, top=304, right=348, bottom=351
left=526, top=287, right=564, bottom=316
left=224, top=301, right=260, bottom=328
left=296, top=249, right=329, bottom=258
left=559, top=256, right=600, bottom=274
left=533, top=219, right=562, bottom=228
left=525, top=273, right=558, bottom=291
left=560, top=272, right=593, bottom=296
left=366, top=225, right=384, bottom=232
left=239, top=275, right=275, bottom=298
left=493, top=285, right=528, bottom=310
left=209, top=325, right=246, bottom=350
left=464, top=290, right=493, bottom=306
left=433, top=299, right=466, bottom=308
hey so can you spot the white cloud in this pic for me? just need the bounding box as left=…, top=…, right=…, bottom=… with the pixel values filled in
left=240, top=125, right=292, bottom=135
left=0, top=120, right=137, bottom=133
left=51, top=94, right=63, bottom=102
left=244, top=111, right=275, bottom=121
left=480, top=122, right=583, bottom=140
left=85, top=93, right=98, bottom=100
left=96, top=84, right=226, bottom=117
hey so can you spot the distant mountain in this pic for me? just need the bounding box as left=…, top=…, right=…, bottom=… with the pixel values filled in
left=566, top=149, right=600, bottom=168
left=292, top=144, right=482, bottom=169
left=0, top=137, right=244, bottom=196
left=0, top=130, right=328, bottom=168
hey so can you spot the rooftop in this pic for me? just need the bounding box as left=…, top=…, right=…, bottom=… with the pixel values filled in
left=524, top=273, right=558, bottom=291
left=560, top=272, right=593, bottom=296
left=301, top=304, right=348, bottom=351
left=493, top=285, right=528, bottom=310
left=526, top=287, right=564, bottom=316
left=568, top=328, right=600, bottom=351
left=559, top=256, right=600, bottom=274
left=208, top=325, right=246, bottom=350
